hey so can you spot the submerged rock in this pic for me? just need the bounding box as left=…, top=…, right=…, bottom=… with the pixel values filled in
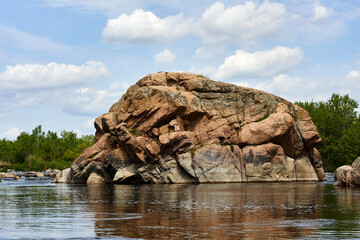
left=60, top=72, right=326, bottom=184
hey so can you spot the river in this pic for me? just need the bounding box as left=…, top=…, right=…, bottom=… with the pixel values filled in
left=0, top=174, right=359, bottom=239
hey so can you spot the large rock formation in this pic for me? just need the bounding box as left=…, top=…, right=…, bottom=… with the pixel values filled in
left=56, top=72, right=326, bottom=184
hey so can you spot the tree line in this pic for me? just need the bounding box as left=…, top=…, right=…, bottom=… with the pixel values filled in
left=0, top=125, right=94, bottom=171
left=296, top=93, right=360, bottom=171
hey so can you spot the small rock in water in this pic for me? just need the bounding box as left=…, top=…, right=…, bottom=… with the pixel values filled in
left=0, top=172, right=19, bottom=179
left=35, top=172, right=45, bottom=178
left=334, top=158, right=360, bottom=187
left=24, top=171, right=37, bottom=177
left=54, top=168, right=71, bottom=183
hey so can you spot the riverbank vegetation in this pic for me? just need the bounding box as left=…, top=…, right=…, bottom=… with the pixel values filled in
left=0, top=126, right=94, bottom=171
left=296, top=93, right=360, bottom=172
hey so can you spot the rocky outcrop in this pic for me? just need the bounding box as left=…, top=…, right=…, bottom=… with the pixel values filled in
left=59, top=72, right=326, bottom=184
left=334, top=157, right=360, bottom=187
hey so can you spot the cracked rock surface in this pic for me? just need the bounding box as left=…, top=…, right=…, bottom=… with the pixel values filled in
left=56, top=72, right=326, bottom=184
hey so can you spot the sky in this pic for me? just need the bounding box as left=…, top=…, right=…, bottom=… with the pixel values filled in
left=1, top=0, right=360, bottom=140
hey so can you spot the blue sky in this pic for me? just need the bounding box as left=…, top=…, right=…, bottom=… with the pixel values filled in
left=1, top=0, right=360, bottom=139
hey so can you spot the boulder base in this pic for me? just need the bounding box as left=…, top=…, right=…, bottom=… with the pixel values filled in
left=59, top=72, right=326, bottom=184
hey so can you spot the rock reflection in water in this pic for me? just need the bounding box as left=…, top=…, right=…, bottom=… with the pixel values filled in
left=71, top=183, right=354, bottom=239
left=1, top=180, right=360, bottom=239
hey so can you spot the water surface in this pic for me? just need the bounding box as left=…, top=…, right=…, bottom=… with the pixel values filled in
left=1, top=174, right=360, bottom=239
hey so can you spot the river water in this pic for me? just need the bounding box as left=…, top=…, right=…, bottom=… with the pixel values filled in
left=0, top=174, right=359, bottom=239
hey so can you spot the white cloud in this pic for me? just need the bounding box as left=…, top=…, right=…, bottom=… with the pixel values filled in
left=311, top=1, right=333, bottom=22
left=0, top=127, right=22, bottom=140
left=62, top=86, right=124, bottom=116
left=102, top=9, right=192, bottom=44
left=154, top=49, right=176, bottom=65
left=98, top=1, right=348, bottom=47
left=345, top=70, right=360, bottom=81
left=14, top=91, right=49, bottom=107
left=292, top=1, right=342, bottom=43
left=337, top=70, right=360, bottom=92
left=47, top=1, right=351, bottom=48
left=62, top=88, right=107, bottom=115
left=214, top=46, right=303, bottom=80
left=234, top=74, right=319, bottom=102
left=255, top=74, right=305, bottom=95
left=197, top=1, right=291, bottom=45
left=0, top=25, right=71, bottom=53
left=0, top=61, right=109, bottom=90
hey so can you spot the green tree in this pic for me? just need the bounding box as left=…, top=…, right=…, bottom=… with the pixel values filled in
left=0, top=125, right=94, bottom=171
left=296, top=93, right=360, bottom=171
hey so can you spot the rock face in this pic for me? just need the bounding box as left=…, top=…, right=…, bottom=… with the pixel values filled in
left=58, top=72, right=326, bottom=184
left=334, top=157, right=360, bottom=187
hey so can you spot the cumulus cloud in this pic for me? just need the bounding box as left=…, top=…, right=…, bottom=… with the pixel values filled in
left=99, top=1, right=349, bottom=47
left=0, top=61, right=113, bottom=117
left=154, top=49, right=176, bottom=65
left=0, top=25, right=71, bottom=53
left=0, top=127, right=22, bottom=140
left=214, top=46, right=303, bottom=80
left=197, top=1, right=291, bottom=45
left=0, top=61, right=109, bottom=90
left=2, top=81, right=125, bottom=117
left=102, top=9, right=192, bottom=44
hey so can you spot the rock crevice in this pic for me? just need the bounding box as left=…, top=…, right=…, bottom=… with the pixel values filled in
left=56, top=72, right=326, bottom=184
